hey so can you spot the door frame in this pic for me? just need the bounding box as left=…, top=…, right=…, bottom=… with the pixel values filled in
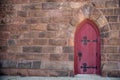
left=74, top=19, right=101, bottom=75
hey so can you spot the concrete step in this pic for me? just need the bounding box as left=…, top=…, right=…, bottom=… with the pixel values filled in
left=0, top=75, right=120, bottom=80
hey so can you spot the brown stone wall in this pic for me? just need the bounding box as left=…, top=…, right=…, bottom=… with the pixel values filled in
left=0, top=0, right=120, bottom=77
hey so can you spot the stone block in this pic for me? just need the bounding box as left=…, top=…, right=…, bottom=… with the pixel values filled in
left=42, top=2, right=60, bottom=10
left=39, top=31, right=57, bottom=38
left=103, top=62, right=119, bottom=71
left=47, top=23, right=59, bottom=31
left=63, top=46, right=74, bottom=53
left=33, top=39, right=48, bottom=45
left=29, top=10, right=46, bottom=17
left=23, top=32, right=39, bottom=38
left=23, top=46, right=42, bottom=53
left=103, top=47, right=118, bottom=53
left=105, top=0, right=118, bottom=8
left=50, top=54, right=68, bottom=61
left=107, top=53, right=120, bottom=61
left=32, top=61, right=41, bottom=69
left=106, top=16, right=118, bottom=22
left=17, top=11, right=27, bottom=17
left=0, top=46, right=8, bottom=52
left=101, top=9, right=114, bottom=15
left=56, top=70, right=69, bottom=76
left=42, top=47, right=55, bottom=53
left=49, top=39, right=67, bottom=46
left=69, top=54, right=74, bottom=61
left=100, top=32, right=109, bottom=38
left=30, top=4, right=42, bottom=10
left=18, top=62, right=32, bottom=69
left=0, top=32, right=10, bottom=40
left=114, top=8, right=120, bottom=15
left=108, top=38, right=120, bottom=45
left=107, top=70, right=120, bottom=77
left=110, top=23, right=120, bottom=30
left=100, top=25, right=109, bottom=32
left=30, top=0, right=46, bottom=3
left=92, top=1, right=105, bottom=8
left=110, top=31, right=119, bottom=38
left=8, top=39, right=16, bottom=46
left=28, top=69, right=49, bottom=76
left=0, top=39, right=7, bottom=46
left=8, top=46, right=22, bottom=53
left=30, top=23, right=47, bottom=31
left=16, top=54, right=50, bottom=61
left=41, top=61, right=73, bottom=70
left=0, top=60, right=17, bottom=68
left=17, top=39, right=32, bottom=46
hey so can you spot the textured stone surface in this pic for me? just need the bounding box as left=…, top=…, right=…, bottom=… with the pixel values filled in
left=0, top=0, right=120, bottom=77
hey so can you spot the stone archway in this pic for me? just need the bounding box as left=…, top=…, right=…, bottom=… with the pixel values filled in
left=69, top=3, right=110, bottom=75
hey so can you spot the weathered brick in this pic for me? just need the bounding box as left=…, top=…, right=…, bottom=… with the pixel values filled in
left=0, top=46, right=7, bottom=52
left=0, top=60, right=17, bottom=68
left=101, top=54, right=107, bottom=61
left=42, top=2, right=60, bottom=10
left=106, top=16, right=118, bottom=22
left=0, top=53, right=16, bottom=60
left=8, top=46, right=22, bottom=53
left=47, top=23, right=59, bottom=31
left=50, top=54, right=68, bottom=61
left=0, top=39, right=7, bottom=46
left=17, top=11, right=27, bottom=17
left=100, top=9, right=114, bottom=15
left=26, top=18, right=40, bottom=24
left=105, top=0, right=118, bottom=8
left=91, top=1, right=105, bottom=8
left=100, top=32, right=109, bottom=38
left=30, top=0, right=46, bottom=3
left=0, top=17, right=25, bottom=24
left=18, top=62, right=32, bottom=69
left=29, top=10, right=46, bottom=17
left=41, top=61, right=73, bottom=70
left=17, top=39, right=32, bottom=46
left=110, top=23, right=120, bottom=30
left=23, top=32, right=39, bottom=38
left=69, top=54, right=74, bottom=61
left=100, top=25, right=109, bottom=32
left=110, top=31, right=119, bottom=38
left=15, top=54, right=50, bottom=61
left=56, top=70, right=68, bottom=76
left=49, top=39, right=67, bottom=46
left=63, top=46, right=74, bottom=53
left=39, top=31, right=56, bottom=38
left=29, top=4, right=42, bottom=10
left=42, top=47, right=55, bottom=53
left=10, top=34, right=21, bottom=39
left=108, top=38, right=120, bottom=45
left=0, top=32, right=10, bottom=40
left=32, top=61, right=41, bottom=69
left=8, top=39, right=16, bottom=46
left=103, top=47, right=118, bottom=53
left=103, top=62, right=118, bottom=71
left=33, top=39, right=48, bottom=45
left=30, top=23, right=47, bottom=31
left=23, top=46, right=42, bottom=53
left=107, top=70, right=120, bottom=77
left=114, top=8, right=120, bottom=15
left=107, top=53, right=120, bottom=61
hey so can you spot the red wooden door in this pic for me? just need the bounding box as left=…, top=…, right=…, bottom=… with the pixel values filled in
left=74, top=19, right=101, bottom=75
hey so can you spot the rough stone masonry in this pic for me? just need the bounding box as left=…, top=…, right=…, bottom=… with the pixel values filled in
left=0, top=0, right=120, bottom=77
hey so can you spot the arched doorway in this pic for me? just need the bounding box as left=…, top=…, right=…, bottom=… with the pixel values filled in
left=74, top=19, right=101, bottom=75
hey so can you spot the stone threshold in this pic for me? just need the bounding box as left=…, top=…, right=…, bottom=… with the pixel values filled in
left=0, top=75, right=120, bottom=80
